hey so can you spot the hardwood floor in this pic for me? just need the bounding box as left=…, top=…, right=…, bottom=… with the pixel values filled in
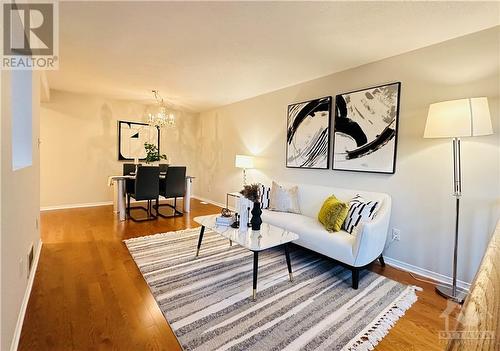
left=19, top=199, right=458, bottom=350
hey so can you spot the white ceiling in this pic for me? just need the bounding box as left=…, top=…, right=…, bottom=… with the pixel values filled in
left=49, top=1, right=500, bottom=112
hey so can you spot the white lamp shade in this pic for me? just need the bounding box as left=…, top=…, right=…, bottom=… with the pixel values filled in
left=235, top=155, right=254, bottom=169
left=424, top=97, right=493, bottom=138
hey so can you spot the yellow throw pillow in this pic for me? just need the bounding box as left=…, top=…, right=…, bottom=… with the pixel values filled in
left=317, top=195, right=349, bottom=232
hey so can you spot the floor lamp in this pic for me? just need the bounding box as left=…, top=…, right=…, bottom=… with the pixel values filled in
left=424, top=97, right=493, bottom=303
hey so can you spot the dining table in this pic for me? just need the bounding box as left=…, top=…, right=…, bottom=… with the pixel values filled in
left=107, top=173, right=195, bottom=221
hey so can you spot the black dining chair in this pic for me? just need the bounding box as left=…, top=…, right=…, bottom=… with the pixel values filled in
left=127, top=166, right=160, bottom=222
left=123, top=163, right=140, bottom=195
left=123, top=163, right=137, bottom=175
left=156, top=166, right=186, bottom=218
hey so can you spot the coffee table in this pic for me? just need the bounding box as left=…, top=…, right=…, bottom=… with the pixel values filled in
left=194, top=214, right=299, bottom=301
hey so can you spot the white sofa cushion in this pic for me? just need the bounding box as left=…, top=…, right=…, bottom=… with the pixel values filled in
left=343, top=195, right=379, bottom=234
left=258, top=184, right=271, bottom=209
left=260, top=209, right=304, bottom=228
left=268, top=181, right=301, bottom=214
left=261, top=209, right=356, bottom=265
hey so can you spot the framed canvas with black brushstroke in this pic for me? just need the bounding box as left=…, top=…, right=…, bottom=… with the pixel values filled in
left=332, top=82, right=401, bottom=174
left=286, top=96, right=332, bottom=169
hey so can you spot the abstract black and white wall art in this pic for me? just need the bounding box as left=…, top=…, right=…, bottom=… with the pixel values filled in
left=332, top=82, right=401, bottom=174
left=118, top=121, right=160, bottom=160
left=286, top=96, right=331, bottom=169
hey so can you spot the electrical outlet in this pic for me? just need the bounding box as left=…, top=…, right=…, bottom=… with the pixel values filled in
left=392, top=228, right=401, bottom=241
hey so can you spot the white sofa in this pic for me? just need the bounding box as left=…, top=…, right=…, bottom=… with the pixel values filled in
left=261, top=183, right=391, bottom=289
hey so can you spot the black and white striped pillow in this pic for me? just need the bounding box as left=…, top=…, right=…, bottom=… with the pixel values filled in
left=342, top=195, right=379, bottom=234
left=259, top=184, right=271, bottom=209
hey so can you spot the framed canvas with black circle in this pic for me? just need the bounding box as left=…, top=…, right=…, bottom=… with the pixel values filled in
left=118, top=120, right=160, bottom=161
left=286, top=96, right=332, bottom=169
left=332, top=82, right=401, bottom=174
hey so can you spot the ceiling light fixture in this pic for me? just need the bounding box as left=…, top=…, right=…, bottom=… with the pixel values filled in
left=148, top=90, right=175, bottom=128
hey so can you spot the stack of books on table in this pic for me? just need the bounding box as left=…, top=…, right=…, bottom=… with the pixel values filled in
left=215, top=215, right=235, bottom=226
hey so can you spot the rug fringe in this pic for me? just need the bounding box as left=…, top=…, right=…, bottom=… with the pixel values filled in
left=123, top=227, right=202, bottom=244
left=345, top=285, right=421, bottom=351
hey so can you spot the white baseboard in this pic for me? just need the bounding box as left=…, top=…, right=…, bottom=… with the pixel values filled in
left=40, top=197, right=189, bottom=212
left=192, top=195, right=227, bottom=210
left=383, top=256, right=471, bottom=291
left=40, top=201, right=113, bottom=211
left=10, top=238, right=43, bottom=351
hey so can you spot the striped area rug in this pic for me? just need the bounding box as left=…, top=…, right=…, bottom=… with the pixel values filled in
left=124, top=228, right=419, bottom=351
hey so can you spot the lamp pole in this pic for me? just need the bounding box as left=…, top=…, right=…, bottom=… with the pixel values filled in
left=243, top=168, right=248, bottom=185
left=435, top=137, right=466, bottom=303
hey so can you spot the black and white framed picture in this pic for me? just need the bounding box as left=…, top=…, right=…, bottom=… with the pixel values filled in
left=286, top=96, right=332, bottom=169
left=332, top=82, right=401, bottom=174
left=118, top=121, right=160, bottom=161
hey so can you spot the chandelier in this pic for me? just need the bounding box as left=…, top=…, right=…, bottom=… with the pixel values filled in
left=148, top=90, right=175, bottom=128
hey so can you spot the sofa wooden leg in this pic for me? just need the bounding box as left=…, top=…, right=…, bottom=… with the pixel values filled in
left=352, top=269, right=359, bottom=289
left=379, top=255, right=386, bottom=267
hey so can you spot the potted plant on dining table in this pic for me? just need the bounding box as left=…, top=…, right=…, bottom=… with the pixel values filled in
left=240, top=183, right=262, bottom=230
left=144, top=142, right=168, bottom=165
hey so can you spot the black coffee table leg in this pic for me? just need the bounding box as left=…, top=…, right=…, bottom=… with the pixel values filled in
left=252, top=251, right=258, bottom=301
left=195, top=225, right=205, bottom=258
left=285, top=244, right=293, bottom=282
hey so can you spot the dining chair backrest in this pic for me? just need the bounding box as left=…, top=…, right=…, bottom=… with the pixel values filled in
left=124, top=163, right=141, bottom=194
left=123, top=163, right=141, bottom=175
left=134, top=166, right=160, bottom=201
left=160, top=166, right=186, bottom=198
left=159, top=163, right=169, bottom=173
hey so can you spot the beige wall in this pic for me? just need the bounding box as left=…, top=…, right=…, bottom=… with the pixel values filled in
left=195, top=27, right=500, bottom=284
left=40, top=90, right=199, bottom=208
left=1, top=70, right=41, bottom=350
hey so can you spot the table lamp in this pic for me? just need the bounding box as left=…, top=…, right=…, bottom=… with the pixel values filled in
left=235, top=155, right=254, bottom=185
left=424, top=97, right=493, bottom=303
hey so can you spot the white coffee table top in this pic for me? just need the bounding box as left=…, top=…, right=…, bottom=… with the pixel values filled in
left=194, top=214, right=299, bottom=251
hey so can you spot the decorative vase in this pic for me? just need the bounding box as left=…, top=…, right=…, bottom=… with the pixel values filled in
left=238, top=197, right=250, bottom=232
left=251, top=201, right=262, bottom=230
